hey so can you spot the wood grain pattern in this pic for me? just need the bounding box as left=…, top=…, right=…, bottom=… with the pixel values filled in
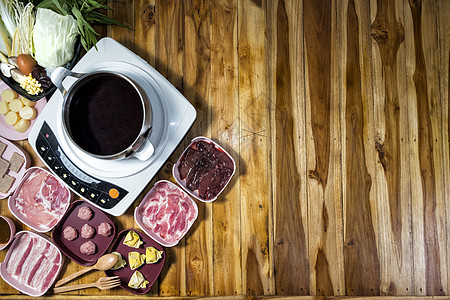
left=345, top=0, right=380, bottom=295
left=0, top=0, right=449, bottom=298
left=370, top=0, right=414, bottom=295
left=273, top=0, right=309, bottom=295
left=304, top=0, right=344, bottom=297
left=183, top=0, right=213, bottom=296
left=408, top=0, right=447, bottom=295
left=210, top=0, right=242, bottom=296
left=238, top=0, right=272, bottom=295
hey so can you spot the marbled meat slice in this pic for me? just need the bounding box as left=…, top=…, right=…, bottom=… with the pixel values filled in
left=5, top=233, right=61, bottom=293
left=15, top=169, right=70, bottom=230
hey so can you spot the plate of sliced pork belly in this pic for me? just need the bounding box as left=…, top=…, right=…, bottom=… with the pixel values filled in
left=0, top=231, right=64, bottom=296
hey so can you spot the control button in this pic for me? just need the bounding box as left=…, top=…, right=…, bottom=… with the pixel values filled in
left=70, top=179, right=79, bottom=189
left=77, top=184, right=90, bottom=196
left=52, top=162, right=63, bottom=175
left=88, top=190, right=101, bottom=201
left=90, top=182, right=98, bottom=189
left=55, top=150, right=61, bottom=157
left=108, top=188, right=119, bottom=199
left=39, top=145, right=48, bottom=153
left=61, top=173, right=69, bottom=180
left=96, top=194, right=118, bottom=209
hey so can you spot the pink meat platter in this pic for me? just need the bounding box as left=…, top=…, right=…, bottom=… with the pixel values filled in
left=52, top=200, right=116, bottom=266
left=172, top=136, right=235, bottom=202
left=135, top=180, right=198, bottom=247
left=105, top=229, right=166, bottom=295
left=0, top=231, right=64, bottom=297
left=0, top=137, right=31, bottom=199
left=8, top=167, right=72, bottom=232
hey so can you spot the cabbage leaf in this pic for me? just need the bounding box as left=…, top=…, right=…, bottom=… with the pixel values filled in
left=32, top=8, right=78, bottom=68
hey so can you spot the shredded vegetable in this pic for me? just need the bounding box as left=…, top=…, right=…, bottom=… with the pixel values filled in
left=14, top=0, right=34, bottom=55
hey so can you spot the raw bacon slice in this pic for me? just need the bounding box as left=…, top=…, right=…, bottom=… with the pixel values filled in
left=5, top=233, right=62, bottom=293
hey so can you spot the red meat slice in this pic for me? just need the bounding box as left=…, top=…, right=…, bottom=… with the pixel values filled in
left=198, top=167, right=233, bottom=200
left=178, top=147, right=203, bottom=179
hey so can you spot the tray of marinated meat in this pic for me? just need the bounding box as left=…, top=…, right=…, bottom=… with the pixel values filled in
left=173, top=136, right=235, bottom=202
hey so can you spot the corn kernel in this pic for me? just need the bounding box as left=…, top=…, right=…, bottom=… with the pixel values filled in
left=20, top=74, right=44, bottom=96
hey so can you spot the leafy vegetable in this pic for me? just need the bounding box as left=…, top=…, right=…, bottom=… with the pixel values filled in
left=0, top=17, right=12, bottom=56
left=35, top=0, right=132, bottom=51
left=0, top=0, right=17, bottom=39
left=33, top=8, right=78, bottom=67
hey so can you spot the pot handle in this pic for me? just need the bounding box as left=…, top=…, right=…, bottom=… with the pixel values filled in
left=133, top=138, right=154, bottom=161
left=51, top=67, right=84, bottom=96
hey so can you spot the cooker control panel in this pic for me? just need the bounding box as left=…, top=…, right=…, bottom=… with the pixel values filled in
left=34, top=122, right=128, bottom=209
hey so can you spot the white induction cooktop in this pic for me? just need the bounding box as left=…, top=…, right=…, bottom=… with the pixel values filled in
left=28, top=38, right=196, bottom=216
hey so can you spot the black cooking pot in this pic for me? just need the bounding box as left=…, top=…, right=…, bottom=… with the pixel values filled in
left=51, top=67, right=154, bottom=161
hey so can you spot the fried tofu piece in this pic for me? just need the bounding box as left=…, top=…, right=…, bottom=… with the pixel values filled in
left=0, top=158, right=9, bottom=177
left=0, top=174, right=15, bottom=193
left=9, top=152, right=24, bottom=173
left=0, top=141, right=6, bottom=156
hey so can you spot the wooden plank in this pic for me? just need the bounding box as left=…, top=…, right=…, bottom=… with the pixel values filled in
left=439, top=0, right=450, bottom=293
left=153, top=0, right=185, bottom=296
left=269, top=0, right=309, bottom=296
left=135, top=0, right=157, bottom=66
left=407, top=0, right=448, bottom=295
left=343, top=0, right=380, bottom=295
left=304, top=0, right=344, bottom=296
left=370, top=0, right=415, bottom=295
left=182, top=0, right=213, bottom=296
left=210, top=0, right=242, bottom=296
left=238, top=0, right=273, bottom=295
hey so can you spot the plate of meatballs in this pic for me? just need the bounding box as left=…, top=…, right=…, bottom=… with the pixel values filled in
left=51, top=200, right=116, bottom=266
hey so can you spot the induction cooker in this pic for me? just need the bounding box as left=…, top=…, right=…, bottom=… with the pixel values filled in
left=28, top=38, right=196, bottom=216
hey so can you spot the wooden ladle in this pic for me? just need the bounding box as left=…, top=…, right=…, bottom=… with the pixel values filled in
left=54, top=254, right=118, bottom=287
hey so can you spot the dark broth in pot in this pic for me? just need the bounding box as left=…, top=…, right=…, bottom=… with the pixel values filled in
left=68, top=74, right=144, bottom=156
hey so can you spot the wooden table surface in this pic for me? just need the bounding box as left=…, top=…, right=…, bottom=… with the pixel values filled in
left=0, top=0, right=449, bottom=298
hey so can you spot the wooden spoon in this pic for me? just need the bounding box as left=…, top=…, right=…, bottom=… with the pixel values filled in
left=54, top=254, right=118, bottom=287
